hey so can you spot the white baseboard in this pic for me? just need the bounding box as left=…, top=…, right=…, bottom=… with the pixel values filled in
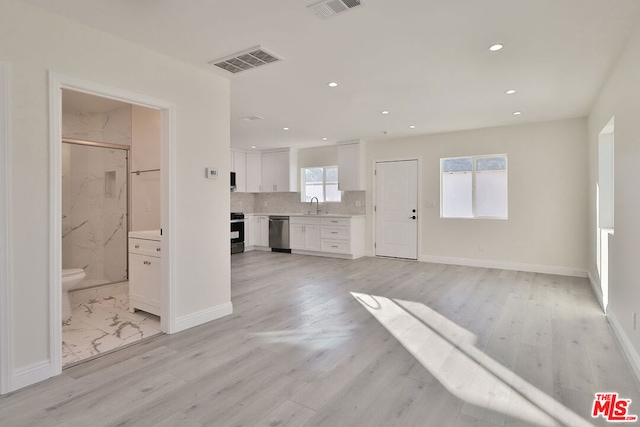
left=291, top=249, right=355, bottom=260
left=587, top=271, right=606, bottom=312
left=174, top=302, right=233, bottom=333
left=418, top=255, right=587, bottom=278
left=607, top=311, right=640, bottom=384
left=11, top=360, right=52, bottom=392
left=244, top=246, right=270, bottom=253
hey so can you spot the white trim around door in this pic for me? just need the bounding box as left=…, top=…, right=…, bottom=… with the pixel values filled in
left=48, top=72, right=177, bottom=380
left=0, top=60, right=13, bottom=394
left=373, top=157, right=421, bottom=260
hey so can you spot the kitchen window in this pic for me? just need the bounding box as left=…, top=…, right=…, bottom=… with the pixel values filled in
left=441, top=155, right=508, bottom=219
left=301, top=166, right=341, bottom=202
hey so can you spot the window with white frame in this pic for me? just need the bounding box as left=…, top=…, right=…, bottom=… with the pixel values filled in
left=301, top=166, right=341, bottom=202
left=441, top=155, right=508, bottom=219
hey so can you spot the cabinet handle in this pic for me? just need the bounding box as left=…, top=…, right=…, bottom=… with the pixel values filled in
left=156, top=248, right=161, bottom=252
left=331, top=245, right=338, bottom=248
left=331, top=231, right=338, bottom=234
left=135, top=245, right=140, bottom=248
left=331, top=220, right=338, bottom=223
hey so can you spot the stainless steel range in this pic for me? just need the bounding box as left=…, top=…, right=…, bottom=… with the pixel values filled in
left=231, top=212, right=245, bottom=254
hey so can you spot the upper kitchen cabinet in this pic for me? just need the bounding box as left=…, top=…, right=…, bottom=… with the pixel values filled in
left=245, top=152, right=262, bottom=193
left=230, top=150, right=246, bottom=192
left=338, top=140, right=366, bottom=191
left=262, top=148, right=298, bottom=192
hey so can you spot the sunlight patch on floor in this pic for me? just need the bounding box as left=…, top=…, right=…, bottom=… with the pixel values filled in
left=351, top=292, right=593, bottom=427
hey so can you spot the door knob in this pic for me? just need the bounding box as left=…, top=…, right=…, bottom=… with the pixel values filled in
left=412, top=209, right=416, bottom=213
left=409, top=216, right=416, bottom=220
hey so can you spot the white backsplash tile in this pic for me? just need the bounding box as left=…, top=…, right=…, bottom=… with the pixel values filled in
left=231, top=190, right=366, bottom=215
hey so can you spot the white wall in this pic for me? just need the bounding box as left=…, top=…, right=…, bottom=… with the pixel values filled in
left=0, top=0, right=230, bottom=391
left=131, top=105, right=161, bottom=231
left=588, top=21, right=640, bottom=374
left=366, top=118, right=588, bottom=275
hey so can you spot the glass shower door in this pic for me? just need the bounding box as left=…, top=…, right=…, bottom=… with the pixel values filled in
left=62, top=142, right=128, bottom=287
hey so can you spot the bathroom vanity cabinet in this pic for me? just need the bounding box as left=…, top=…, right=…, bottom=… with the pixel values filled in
left=128, top=230, right=161, bottom=316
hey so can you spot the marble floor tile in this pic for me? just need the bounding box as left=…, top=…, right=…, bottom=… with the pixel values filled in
left=62, top=293, right=162, bottom=367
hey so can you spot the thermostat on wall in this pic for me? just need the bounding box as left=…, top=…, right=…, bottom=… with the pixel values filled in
left=205, top=168, right=218, bottom=179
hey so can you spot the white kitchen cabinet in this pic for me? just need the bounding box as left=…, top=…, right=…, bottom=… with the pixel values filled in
left=231, top=150, right=246, bottom=192
left=290, top=217, right=321, bottom=251
left=261, top=149, right=298, bottom=192
left=128, top=233, right=161, bottom=316
left=254, top=215, right=270, bottom=247
left=288, top=215, right=365, bottom=259
left=338, top=140, right=366, bottom=191
left=246, top=152, right=262, bottom=193
left=244, top=215, right=255, bottom=247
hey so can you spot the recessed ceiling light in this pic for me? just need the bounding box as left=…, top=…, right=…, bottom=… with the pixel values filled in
left=409, top=125, right=416, bottom=129
left=327, top=82, right=338, bottom=88
left=381, top=110, right=390, bottom=115
left=505, top=89, right=516, bottom=95
left=489, top=44, right=504, bottom=52
left=513, top=111, right=522, bottom=116
left=251, top=145, right=257, bottom=149
left=283, top=127, right=290, bottom=131
left=322, top=137, right=328, bottom=141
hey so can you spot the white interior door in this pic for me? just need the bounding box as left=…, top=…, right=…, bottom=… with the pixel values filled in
left=375, top=160, right=418, bottom=259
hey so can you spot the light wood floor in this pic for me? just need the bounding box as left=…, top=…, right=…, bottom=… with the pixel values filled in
left=1, top=251, right=639, bottom=426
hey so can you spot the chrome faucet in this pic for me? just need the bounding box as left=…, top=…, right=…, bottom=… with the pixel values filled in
left=310, top=197, right=320, bottom=214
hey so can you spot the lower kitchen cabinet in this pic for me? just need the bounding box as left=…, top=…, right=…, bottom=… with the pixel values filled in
left=290, top=217, right=321, bottom=251
left=290, top=216, right=365, bottom=259
left=254, top=215, right=270, bottom=248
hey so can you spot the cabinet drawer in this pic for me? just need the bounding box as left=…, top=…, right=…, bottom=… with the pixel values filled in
left=321, top=218, right=350, bottom=227
left=321, top=239, right=350, bottom=254
left=129, top=238, right=162, bottom=257
left=290, top=217, right=321, bottom=226
left=321, top=226, right=349, bottom=240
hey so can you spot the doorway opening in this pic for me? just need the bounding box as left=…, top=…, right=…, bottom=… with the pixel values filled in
left=50, top=74, right=175, bottom=375
left=61, top=132, right=163, bottom=366
left=597, top=117, right=615, bottom=312
left=374, top=159, right=419, bottom=260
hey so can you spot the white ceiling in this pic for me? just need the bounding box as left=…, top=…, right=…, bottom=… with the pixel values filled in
left=22, top=0, right=640, bottom=150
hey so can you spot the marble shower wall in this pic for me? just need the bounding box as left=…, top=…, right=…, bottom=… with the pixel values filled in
left=62, top=143, right=129, bottom=285
left=62, top=106, right=132, bottom=146
left=62, top=105, right=131, bottom=286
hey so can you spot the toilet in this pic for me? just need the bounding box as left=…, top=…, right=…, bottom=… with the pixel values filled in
left=62, top=268, right=86, bottom=322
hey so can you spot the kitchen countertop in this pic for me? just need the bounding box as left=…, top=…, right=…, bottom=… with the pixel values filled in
left=128, top=229, right=162, bottom=240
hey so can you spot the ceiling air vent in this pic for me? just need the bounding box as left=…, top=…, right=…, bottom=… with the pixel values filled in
left=209, top=46, right=282, bottom=74
left=308, top=0, right=363, bottom=19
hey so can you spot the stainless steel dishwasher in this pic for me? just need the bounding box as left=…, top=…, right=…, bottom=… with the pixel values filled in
left=268, top=216, right=291, bottom=253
